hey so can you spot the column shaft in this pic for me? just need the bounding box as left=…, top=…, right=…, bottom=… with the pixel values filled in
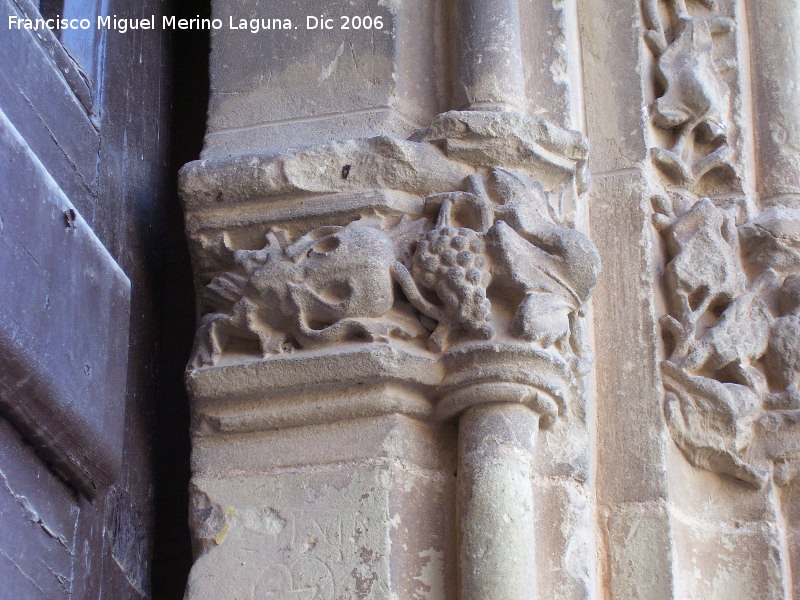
left=453, top=0, right=525, bottom=112
left=749, top=1, right=800, bottom=206
left=458, top=403, right=538, bottom=600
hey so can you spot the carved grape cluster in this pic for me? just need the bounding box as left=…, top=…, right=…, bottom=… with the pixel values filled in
left=412, top=226, right=493, bottom=338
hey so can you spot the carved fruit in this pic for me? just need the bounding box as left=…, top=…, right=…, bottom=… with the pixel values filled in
left=412, top=225, right=493, bottom=338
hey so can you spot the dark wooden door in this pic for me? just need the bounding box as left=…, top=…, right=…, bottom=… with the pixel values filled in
left=0, top=0, right=173, bottom=596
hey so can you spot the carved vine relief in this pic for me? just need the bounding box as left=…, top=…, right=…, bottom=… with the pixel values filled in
left=654, top=195, right=800, bottom=487
left=192, top=167, right=600, bottom=385
left=643, top=1, right=800, bottom=487
left=643, top=0, right=736, bottom=186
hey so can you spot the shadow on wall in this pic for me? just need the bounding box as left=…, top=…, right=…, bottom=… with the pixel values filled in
left=152, top=0, right=210, bottom=597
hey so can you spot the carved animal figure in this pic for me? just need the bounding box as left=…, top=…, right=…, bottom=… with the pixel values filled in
left=245, top=223, right=397, bottom=335
left=643, top=0, right=735, bottom=183
left=194, top=222, right=422, bottom=365
left=653, top=17, right=728, bottom=145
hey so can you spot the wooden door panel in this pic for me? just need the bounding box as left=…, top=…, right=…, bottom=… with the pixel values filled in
left=0, top=107, right=130, bottom=495
left=0, top=417, right=78, bottom=598
left=0, top=0, right=181, bottom=595
left=0, top=0, right=100, bottom=198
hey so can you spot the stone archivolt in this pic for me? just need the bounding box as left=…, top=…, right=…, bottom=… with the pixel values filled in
left=645, top=0, right=800, bottom=491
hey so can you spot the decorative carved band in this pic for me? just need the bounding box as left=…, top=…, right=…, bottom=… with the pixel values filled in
left=644, top=1, right=800, bottom=489
left=653, top=195, right=800, bottom=487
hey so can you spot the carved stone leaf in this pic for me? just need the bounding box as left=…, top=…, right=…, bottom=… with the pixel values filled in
left=487, top=220, right=600, bottom=307
left=488, top=220, right=575, bottom=301
left=653, top=18, right=728, bottom=134
left=740, top=207, right=800, bottom=272
left=758, top=409, right=800, bottom=486
left=204, top=271, right=248, bottom=313
left=511, top=293, right=571, bottom=347
left=662, top=362, right=767, bottom=487
left=645, top=1, right=737, bottom=187
left=485, top=167, right=553, bottom=231
left=386, top=215, right=429, bottom=268
left=766, top=315, right=800, bottom=391
left=665, top=199, right=744, bottom=312
left=685, top=293, right=772, bottom=373
left=774, top=452, right=800, bottom=487
left=651, top=148, right=694, bottom=185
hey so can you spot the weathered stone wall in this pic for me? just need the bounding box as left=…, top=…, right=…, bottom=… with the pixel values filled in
left=179, top=0, right=800, bottom=597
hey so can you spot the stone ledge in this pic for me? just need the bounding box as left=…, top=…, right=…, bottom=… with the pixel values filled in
left=187, top=340, right=582, bottom=434
left=187, top=343, right=441, bottom=432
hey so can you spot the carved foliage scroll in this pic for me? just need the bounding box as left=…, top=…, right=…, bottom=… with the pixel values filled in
left=654, top=195, right=800, bottom=487
left=644, top=0, right=800, bottom=487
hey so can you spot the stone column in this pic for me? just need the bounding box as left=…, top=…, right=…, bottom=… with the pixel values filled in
left=749, top=5, right=800, bottom=596
left=457, top=404, right=539, bottom=599
left=748, top=1, right=800, bottom=207
left=445, top=3, right=595, bottom=597
left=452, top=0, right=526, bottom=112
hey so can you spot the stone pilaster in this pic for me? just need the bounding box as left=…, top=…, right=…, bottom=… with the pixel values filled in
left=580, top=0, right=800, bottom=597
